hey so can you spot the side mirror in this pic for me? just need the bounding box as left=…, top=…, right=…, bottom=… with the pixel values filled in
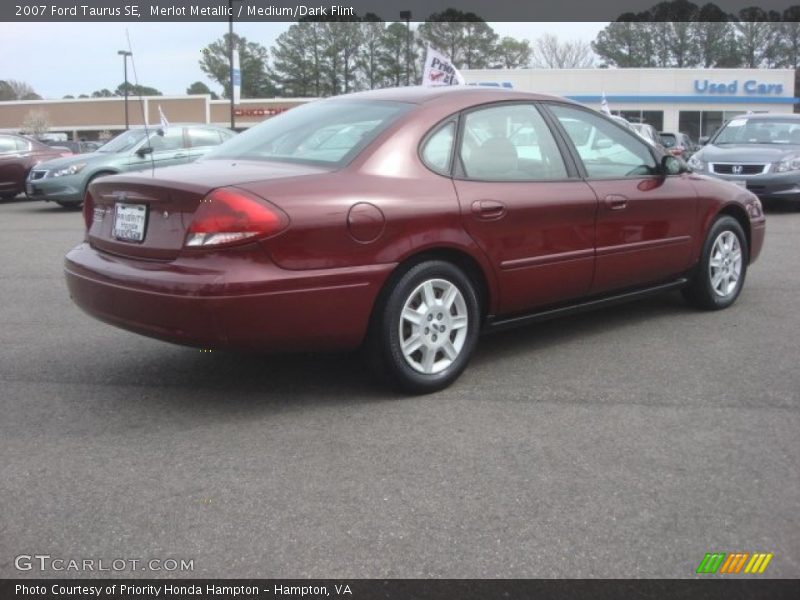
left=136, top=146, right=153, bottom=158
left=662, top=154, right=687, bottom=175
left=699, top=136, right=709, bottom=146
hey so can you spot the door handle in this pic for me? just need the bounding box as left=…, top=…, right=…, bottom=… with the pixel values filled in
left=604, top=194, right=628, bottom=210
left=471, top=199, right=507, bottom=220
left=174, top=153, right=188, bottom=158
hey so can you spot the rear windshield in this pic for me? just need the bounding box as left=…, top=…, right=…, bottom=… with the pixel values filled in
left=205, top=99, right=413, bottom=166
left=713, top=117, right=800, bottom=145
left=660, top=133, right=677, bottom=147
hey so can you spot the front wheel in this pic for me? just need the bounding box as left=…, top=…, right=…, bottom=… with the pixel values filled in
left=682, top=215, right=748, bottom=310
left=368, top=260, right=481, bottom=394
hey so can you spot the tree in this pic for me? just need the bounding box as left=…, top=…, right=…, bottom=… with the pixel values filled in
left=0, top=79, right=41, bottom=100
left=592, top=21, right=653, bottom=67
left=186, top=81, right=218, bottom=99
left=535, top=34, right=595, bottom=68
left=318, top=19, right=364, bottom=95
left=63, top=95, right=74, bottom=99
left=780, top=6, right=800, bottom=68
left=20, top=109, right=50, bottom=136
left=417, top=10, right=498, bottom=69
left=380, top=22, right=411, bottom=87
left=114, top=82, right=162, bottom=96
left=200, top=33, right=277, bottom=99
left=358, top=16, right=388, bottom=89
left=693, top=4, right=739, bottom=68
left=271, top=21, right=324, bottom=96
left=733, top=8, right=782, bottom=68
left=91, top=89, right=114, bottom=98
left=494, top=37, right=532, bottom=69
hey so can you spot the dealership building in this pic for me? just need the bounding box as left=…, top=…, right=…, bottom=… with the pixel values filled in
left=0, top=68, right=796, bottom=143
left=462, top=68, right=798, bottom=141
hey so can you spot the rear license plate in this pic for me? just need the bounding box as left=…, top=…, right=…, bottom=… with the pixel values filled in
left=113, top=203, right=147, bottom=242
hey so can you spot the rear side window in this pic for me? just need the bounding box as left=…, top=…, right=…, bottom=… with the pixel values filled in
left=188, top=128, right=223, bottom=148
left=549, top=104, right=657, bottom=178
left=458, top=103, right=568, bottom=181
left=421, top=121, right=455, bottom=175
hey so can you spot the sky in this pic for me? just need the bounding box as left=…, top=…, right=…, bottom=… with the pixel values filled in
left=0, top=22, right=607, bottom=99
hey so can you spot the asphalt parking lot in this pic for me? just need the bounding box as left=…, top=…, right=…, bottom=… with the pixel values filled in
left=1, top=195, right=798, bottom=579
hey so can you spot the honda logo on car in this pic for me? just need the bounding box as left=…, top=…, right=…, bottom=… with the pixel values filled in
left=694, top=79, right=784, bottom=95
left=732, top=165, right=744, bottom=175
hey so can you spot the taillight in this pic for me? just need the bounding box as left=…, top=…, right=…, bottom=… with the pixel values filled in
left=184, top=187, right=289, bottom=248
left=83, top=190, right=95, bottom=231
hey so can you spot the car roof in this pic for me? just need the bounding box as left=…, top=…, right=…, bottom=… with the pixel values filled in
left=332, top=85, right=573, bottom=105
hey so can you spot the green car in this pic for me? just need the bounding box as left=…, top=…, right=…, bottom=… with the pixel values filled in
left=27, top=124, right=235, bottom=207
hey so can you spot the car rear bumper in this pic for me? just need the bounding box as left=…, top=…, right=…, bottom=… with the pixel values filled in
left=64, top=242, right=395, bottom=351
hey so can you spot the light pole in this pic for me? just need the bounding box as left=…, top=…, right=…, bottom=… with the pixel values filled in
left=400, top=11, right=412, bottom=86
left=227, top=0, right=243, bottom=130
left=117, top=50, right=132, bottom=130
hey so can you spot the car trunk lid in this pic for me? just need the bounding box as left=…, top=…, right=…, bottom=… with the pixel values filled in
left=86, top=160, right=333, bottom=260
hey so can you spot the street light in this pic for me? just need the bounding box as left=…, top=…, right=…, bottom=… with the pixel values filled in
left=400, top=11, right=412, bottom=86
left=228, top=0, right=244, bottom=130
left=117, top=50, right=132, bottom=130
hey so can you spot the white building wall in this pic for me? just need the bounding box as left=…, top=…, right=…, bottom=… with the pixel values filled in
left=461, top=68, right=797, bottom=136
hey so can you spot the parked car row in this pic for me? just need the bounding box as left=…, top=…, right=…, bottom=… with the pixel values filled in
left=25, top=125, right=235, bottom=207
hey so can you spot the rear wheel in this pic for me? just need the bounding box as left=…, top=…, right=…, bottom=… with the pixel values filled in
left=682, top=215, right=748, bottom=310
left=367, top=260, right=480, bottom=394
left=1, top=192, right=18, bottom=201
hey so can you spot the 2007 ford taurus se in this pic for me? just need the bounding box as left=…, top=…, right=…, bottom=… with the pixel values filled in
left=65, top=87, right=766, bottom=393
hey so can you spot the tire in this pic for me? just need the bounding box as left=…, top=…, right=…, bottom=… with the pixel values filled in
left=367, top=260, right=481, bottom=394
left=55, top=200, right=82, bottom=209
left=1, top=192, right=18, bottom=201
left=682, top=215, right=748, bottom=310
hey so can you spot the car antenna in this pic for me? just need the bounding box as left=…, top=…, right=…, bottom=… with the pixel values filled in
left=125, top=29, right=156, bottom=177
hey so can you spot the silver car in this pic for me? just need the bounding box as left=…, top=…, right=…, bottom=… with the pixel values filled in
left=28, top=124, right=235, bottom=208
left=688, top=113, right=800, bottom=204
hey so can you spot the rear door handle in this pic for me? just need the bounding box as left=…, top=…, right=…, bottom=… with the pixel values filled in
left=471, top=199, right=507, bottom=220
left=604, top=194, right=628, bottom=210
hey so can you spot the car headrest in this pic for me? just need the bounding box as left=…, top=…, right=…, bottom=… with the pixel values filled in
left=469, top=137, right=518, bottom=178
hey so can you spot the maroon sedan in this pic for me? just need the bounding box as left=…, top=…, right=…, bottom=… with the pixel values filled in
left=64, top=87, right=765, bottom=393
left=0, top=133, right=70, bottom=199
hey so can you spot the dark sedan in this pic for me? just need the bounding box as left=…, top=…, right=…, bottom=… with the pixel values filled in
left=0, top=133, right=70, bottom=199
left=65, top=87, right=765, bottom=393
left=689, top=113, right=800, bottom=204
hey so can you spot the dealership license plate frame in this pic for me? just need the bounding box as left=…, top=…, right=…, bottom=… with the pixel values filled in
left=731, top=180, right=748, bottom=188
left=113, top=202, right=148, bottom=243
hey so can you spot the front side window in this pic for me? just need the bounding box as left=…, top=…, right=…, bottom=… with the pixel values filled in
left=188, top=128, right=223, bottom=148
left=549, top=104, right=657, bottom=179
left=146, top=129, right=185, bottom=152
left=458, top=103, right=567, bottom=181
left=206, top=99, right=412, bottom=167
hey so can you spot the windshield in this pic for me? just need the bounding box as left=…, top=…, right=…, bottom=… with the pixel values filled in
left=97, top=130, right=148, bottom=153
left=712, top=117, right=800, bottom=145
left=205, top=99, right=413, bottom=166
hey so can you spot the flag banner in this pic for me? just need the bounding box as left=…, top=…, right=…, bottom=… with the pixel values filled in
left=157, top=104, right=169, bottom=132
left=232, top=45, right=242, bottom=104
left=600, top=92, right=611, bottom=115
left=422, top=46, right=465, bottom=87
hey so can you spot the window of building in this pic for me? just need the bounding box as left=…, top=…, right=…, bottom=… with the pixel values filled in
left=615, top=110, right=664, bottom=130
